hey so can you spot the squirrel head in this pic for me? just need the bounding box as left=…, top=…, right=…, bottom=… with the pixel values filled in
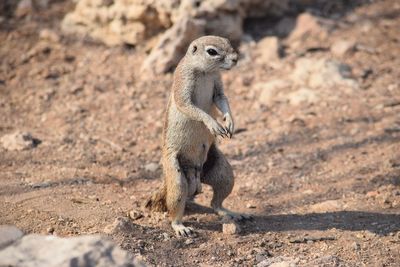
left=186, top=36, right=238, bottom=72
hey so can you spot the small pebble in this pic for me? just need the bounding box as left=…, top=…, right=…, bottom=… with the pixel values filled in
left=223, top=222, right=241, bottom=235
left=162, top=232, right=170, bottom=241
left=185, top=238, right=194, bottom=245
left=47, top=227, right=55, bottom=234
left=128, top=210, right=143, bottom=220
left=39, top=29, right=60, bottom=42
left=352, top=242, right=360, bottom=251
left=144, top=163, right=159, bottom=172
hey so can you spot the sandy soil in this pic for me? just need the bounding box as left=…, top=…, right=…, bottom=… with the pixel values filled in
left=1, top=0, right=399, bottom=266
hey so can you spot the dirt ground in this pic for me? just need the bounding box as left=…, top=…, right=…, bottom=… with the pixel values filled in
left=1, top=0, right=399, bottom=266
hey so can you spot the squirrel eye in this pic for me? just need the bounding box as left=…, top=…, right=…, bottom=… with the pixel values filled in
left=206, top=48, right=218, bottom=56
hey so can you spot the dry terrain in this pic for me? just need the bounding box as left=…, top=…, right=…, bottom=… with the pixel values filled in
left=1, top=0, right=399, bottom=266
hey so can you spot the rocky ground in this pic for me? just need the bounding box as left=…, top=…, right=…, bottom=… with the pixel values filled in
left=1, top=0, right=400, bottom=266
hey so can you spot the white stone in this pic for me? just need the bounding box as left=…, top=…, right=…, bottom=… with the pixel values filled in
left=331, top=39, right=356, bottom=57
left=128, top=210, right=143, bottom=221
left=257, top=257, right=297, bottom=267
left=0, top=225, right=24, bottom=250
left=291, top=58, right=358, bottom=89
left=144, top=162, right=159, bottom=172
left=309, top=200, right=342, bottom=212
left=103, top=217, right=136, bottom=234
left=141, top=16, right=205, bottom=74
left=288, top=12, right=328, bottom=42
left=287, top=88, right=319, bottom=106
left=39, top=29, right=60, bottom=42
left=0, top=231, right=145, bottom=267
left=256, top=36, right=281, bottom=63
left=15, top=0, right=33, bottom=18
left=256, top=79, right=290, bottom=106
left=222, top=222, right=241, bottom=235
left=1, top=132, right=39, bottom=151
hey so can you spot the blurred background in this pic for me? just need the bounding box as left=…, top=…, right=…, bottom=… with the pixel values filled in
left=0, top=0, right=399, bottom=266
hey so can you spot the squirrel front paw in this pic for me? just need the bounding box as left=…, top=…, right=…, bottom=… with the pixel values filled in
left=206, top=119, right=229, bottom=138
left=223, top=114, right=234, bottom=138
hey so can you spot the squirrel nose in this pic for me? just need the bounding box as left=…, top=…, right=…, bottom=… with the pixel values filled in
left=231, top=54, right=238, bottom=64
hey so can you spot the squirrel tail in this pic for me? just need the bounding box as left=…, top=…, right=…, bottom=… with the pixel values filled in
left=145, top=183, right=167, bottom=212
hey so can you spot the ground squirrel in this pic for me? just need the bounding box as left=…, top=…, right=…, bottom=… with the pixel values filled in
left=146, top=36, right=251, bottom=237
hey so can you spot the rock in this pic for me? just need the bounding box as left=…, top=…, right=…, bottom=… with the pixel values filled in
left=352, top=241, right=361, bottom=250
left=63, top=0, right=289, bottom=72
left=128, top=210, right=144, bottom=221
left=255, top=36, right=281, bottom=64
left=309, top=255, right=341, bottom=266
left=291, top=58, right=358, bottom=89
left=289, top=236, right=335, bottom=243
left=36, top=0, right=50, bottom=8
left=255, top=79, right=291, bottom=106
left=39, top=28, right=61, bottom=43
left=110, top=21, right=146, bottom=46
left=0, top=225, right=24, bottom=250
left=222, top=222, right=241, bottom=235
left=287, top=88, right=319, bottom=106
left=274, top=17, right=296, bottom=37
left=0, top=131, right=40, bottom=151
left=61, top=0, right=157, bottom=47
left=227, top=249, right=235, bottom=256
left=162, top=232, right=170, bottom=241
left=237, top=38, right=256, bottom=65
left=204, top=12, right=243, bottom=44
left=366, top=191, right=379, bottom=198
left=144, top=162, right=159, bottom=172
left=288, top=13, right=324, bottom=39
left=246, top=203, right=256, bottom=209
left=141, top=16, right=205, bottom=74
left=62, top=0, right=289, bottom=45
left=309, top=200, right=342, bottom=212
left=257, top=256, right=297, bottom=267
left=331, top=39, right=356, bottom=57
left=287, top=12, right=330, bottom=50
left=242, top=0, right=288, bottom=18
left=270, top=262, right=292, bottom=267
left=0, top=231, right=145, bottom=267
left=103, top=217, right=136, bottom=234
left=255, top=250, right=271, bottom=262
left=15, top=0, right=34, bottom=18
left=184, top=238, right=194, bottom=245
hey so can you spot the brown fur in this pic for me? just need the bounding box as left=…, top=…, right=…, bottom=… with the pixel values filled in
left=145, top=183, right=167, bottom=212
left=145, top=36, right=251, bottom=237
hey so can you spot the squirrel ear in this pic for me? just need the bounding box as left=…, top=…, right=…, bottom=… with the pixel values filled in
left=192, top=45, right=197, bottom=54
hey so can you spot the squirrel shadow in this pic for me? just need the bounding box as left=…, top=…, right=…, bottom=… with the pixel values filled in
left=185, top=203, right=400, bottom=236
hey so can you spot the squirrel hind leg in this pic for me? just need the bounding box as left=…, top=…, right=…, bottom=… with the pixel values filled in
left=201, top=144, right=253, bottom=222
left=164, top=156, right=198, bottom=237
left=185, top=166, right=203, bottom=198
